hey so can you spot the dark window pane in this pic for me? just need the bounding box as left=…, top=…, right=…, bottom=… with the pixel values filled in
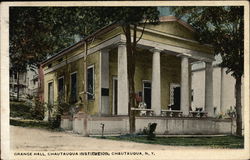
left=70, top=73, right=77, bottom=103
left=87, top=67, right=94, bottom=100
left=144, top=82, right=151, bottom=88
left=58, top=77, right=64, bottom=101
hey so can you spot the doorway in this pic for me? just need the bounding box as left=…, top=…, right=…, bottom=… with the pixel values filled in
left=173, top=87, right=180, bottom=110
left=170, top=83, right=181, bottom=110
left=143, top=81, right=151, bottom=109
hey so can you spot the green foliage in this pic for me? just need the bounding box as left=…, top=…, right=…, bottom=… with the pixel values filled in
left=10, top=7, right=159, bottom=133
left=10, top=119, right=50, bottom=129
left=170, top=6, right=244, bottom=136
left=31, top=99, right=45, bottom=120
left=9, top=7, right=159, bottom=67
left=48, top=114, right=61, bottom=129
left=9, top=7, right=111, bottom=70
left=10, top=101, right=33, bottom=119
left=10, top=100, right=45, bottom=120
left=170, top=6, right=244, bottom=78
left=105, top=136, right=244, bottom=148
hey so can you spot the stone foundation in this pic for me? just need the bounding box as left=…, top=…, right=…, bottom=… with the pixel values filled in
left=61, top=113, right=235, bottom=136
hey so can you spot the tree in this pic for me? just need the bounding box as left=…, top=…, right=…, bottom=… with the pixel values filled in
left=95, top=7, right=159, bottom=133
left=10, top=7, right=110, bottom=66
left=170, top=6, right=244, bottom=136
left=9, top=7, right=111, bottom=101
left=10, top=7, right=159, bottom=133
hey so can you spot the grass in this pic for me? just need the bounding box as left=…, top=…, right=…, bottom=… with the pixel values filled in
left=10, top=119, right=50, bottom=129
left=10, top=101, right=33, bottom=119
left=102, top=135, right=244, bottom=149
left=10, top=118, right=63, bottom=131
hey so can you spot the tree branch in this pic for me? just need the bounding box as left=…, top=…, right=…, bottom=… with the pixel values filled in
left=136, top=19, right=147, bottom=44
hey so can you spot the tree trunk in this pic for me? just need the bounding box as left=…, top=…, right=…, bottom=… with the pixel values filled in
left=235, top=76, right=242, bottom=136
left=124, top=25, right=136, bottom=134
left=16, top=71, right=20, bottom=101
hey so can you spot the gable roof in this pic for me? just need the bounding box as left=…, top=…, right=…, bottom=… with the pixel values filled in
left=41, top=16, right=196, bottom=66
left=159, top=16, right=196, bottom=33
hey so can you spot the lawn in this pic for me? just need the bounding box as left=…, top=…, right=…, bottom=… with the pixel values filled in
left=102, top=135, right=244, bottom=149
left=10, top=119, right=50, bottom=129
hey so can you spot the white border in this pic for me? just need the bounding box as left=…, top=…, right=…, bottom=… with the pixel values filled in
left=1, top=2, right=249, bottom=160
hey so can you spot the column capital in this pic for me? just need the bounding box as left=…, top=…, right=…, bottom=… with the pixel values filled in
left=149, top=47, right=163, bottom=53
left=117, top=41, right=126, bottom=46
left=177, top=53, right=191, bottom=58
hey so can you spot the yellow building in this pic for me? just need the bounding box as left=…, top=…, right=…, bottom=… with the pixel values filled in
left=41, top=16, right=214, bottom=119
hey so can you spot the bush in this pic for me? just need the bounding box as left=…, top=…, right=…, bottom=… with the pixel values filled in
left=10, top=99, right=45, bottom=120
left=30, top=99, right=45, bottom=120
left=139, top=123, right=157, bottom=140
left=48, top=114, right=61, bottom=129
left=10, top=101, right=33, bottom=119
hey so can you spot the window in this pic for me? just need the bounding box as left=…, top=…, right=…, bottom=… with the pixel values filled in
left=70, top=72, right=77, bottom=103
left=169, top=83, right=181, bottom=110
left=87, top=65, right=94, bottom=100
left=48, top=81, right=54, bottom=105
left=58, top=76, right=64, bottom=101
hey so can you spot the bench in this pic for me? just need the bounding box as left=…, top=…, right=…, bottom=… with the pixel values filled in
left=161, top=110, right=183, bottom=117
left=189, top=111, right=208, bottom=118
left=131, top=108, right=154, bottom=116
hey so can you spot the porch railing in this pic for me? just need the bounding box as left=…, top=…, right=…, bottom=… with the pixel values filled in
left=189, top=111, right=208, bottom=118
left=161, top=109, right=183, bottom=117
left=131, top=108, right=208, bottom=118
left=131, top=108, right=154, bottom=116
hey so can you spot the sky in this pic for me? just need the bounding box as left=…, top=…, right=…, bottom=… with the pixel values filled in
left=158, top=7, right=172, bottom=17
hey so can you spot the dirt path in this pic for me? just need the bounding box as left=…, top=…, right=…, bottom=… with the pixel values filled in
left=11, top=126, right=207, bottom=151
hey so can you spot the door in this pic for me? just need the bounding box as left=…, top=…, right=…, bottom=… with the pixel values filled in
left=173, top=87, right=180, bottom=110
left=143, top=81, right=151, bottom=109
left=113, top=78, right=118, bottom=115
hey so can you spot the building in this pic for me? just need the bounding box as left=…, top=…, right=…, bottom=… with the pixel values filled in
left=41, top=16, right=235, bottom=135
left=191, top=55, right=244, bottom=117
left=10, top=67, right=39, bottom=100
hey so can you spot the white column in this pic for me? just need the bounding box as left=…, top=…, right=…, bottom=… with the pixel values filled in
left=181, top=56, right=190, bottom=116
left=99, top=49, right=110, bottom=115
left=151, top=48, right=161, bottom=116
left=189, top=62, right=192, bottom=110
left=205, top=62, right=214, bottom=117
left=220, top=67, right=224, bottom=114
left=117, top=42, right=128, bottom=115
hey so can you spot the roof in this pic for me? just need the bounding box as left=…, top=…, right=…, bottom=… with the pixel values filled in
left=159, top=16, right=195, bottom=32
left=41, top=16, right=196, bottom=67
left=41, top=23, right=119, bottom=66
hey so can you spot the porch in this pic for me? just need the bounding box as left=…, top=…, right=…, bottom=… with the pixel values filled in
left=61, top=113, right=236, bottom=136
left=98, top=34, right=214, bottom=117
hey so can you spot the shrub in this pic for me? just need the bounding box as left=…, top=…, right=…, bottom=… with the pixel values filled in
left=30, top=99, right=45, bottom=120
left=10, top=101, right=33, bottom=119
left=48, top=114, right=61, bottom=129
left=139, top=123, right=157, bottom=140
